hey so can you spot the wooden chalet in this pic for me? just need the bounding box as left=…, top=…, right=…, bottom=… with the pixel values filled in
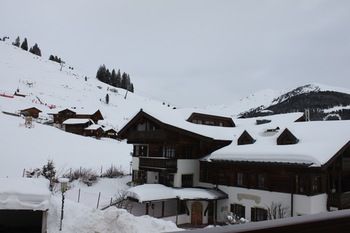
left=62, top=118, right=93, bottom=135
left=76, top=110, right=104, bottom=124
left=50, top=108, right=76, bottom=124
left=84, top=124, right=104, bottom=138
left=205, top=121, right=350, bottom=222
left=118, top=110, right=323, bottom=226
left=187, top=112, right=235, bottom=127
left=19, top=107, right=42, bottom=118
left=50, top=109, right=104, bottom=124
left=103, top=127, right=117, bottom=139
left=118, top=109, right=232, bottom=225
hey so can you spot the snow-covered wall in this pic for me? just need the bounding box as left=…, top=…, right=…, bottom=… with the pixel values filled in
left=293, top=194, right=327, bottom=216
left=174, top=159, right=199, bottom=188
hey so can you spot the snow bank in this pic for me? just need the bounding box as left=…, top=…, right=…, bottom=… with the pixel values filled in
left=0, top=178, right=50, bottom=210
left=47, top=196, right=182, bottom=233
left=127, top=184, right=226, bottom=202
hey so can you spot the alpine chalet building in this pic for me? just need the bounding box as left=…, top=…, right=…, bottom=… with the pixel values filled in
left=117, top=109, right=350, bottom=227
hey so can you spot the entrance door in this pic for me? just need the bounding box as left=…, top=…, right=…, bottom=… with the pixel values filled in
left=191, top=202, right=203, bottom=226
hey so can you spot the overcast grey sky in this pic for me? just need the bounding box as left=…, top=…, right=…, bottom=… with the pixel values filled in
left=1, top=0, right=350, bottom=107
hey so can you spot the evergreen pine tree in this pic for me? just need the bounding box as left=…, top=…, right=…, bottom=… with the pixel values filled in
left=111, top=69, right=117, bottom=87
left=29, top=43, right=42, bottom=56
left=116, top=69, right=121, bottom=87
left=20, top=38, right=28, bottom=51
left=121, top=72, right=128, bottom=89
left=12, top=36, right=20, bottom=47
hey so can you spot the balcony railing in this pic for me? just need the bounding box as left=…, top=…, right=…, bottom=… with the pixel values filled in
left=139, top=157, right=177, bottom=173
left=127, top=129, right=167, bottom=142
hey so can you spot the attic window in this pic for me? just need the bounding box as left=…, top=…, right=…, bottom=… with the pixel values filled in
left=237, top=130, right=256, bottom=145
left=277, top=128, right=299, bottom=145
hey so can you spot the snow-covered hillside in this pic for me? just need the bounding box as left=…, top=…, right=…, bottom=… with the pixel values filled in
left=0, top=41, right=173, bottom=178
left=180, top=84, right=350, bottom=119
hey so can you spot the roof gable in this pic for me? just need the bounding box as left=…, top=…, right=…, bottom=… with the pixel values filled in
left=187, top=112, right=235, bottom=127
left=277, top=128, right=299, bottom=145
left=58, top=108, right=76, bottom=115
left=237, top=130, right=256, bottom=145
left=20, top=107, right=42, bottom=113
left=118, top=109, right=214, bottom=141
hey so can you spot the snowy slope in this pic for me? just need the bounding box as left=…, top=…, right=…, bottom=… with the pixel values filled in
left=0, top=41, right=172, bottom=178
left=179, top=84, right=350, bottom=119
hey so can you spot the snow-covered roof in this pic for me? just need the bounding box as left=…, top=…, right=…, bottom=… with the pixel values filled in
left=126, top=184, right=227, bottom=202
left=121, top=108, right=304, bottom=141
left=85, top=124, right=103, bottom=130
left=208, top=120, right=350, bottom=167
left=62, top=118, right=93, bottom=125
left=0, top=178, right=51, bottom=210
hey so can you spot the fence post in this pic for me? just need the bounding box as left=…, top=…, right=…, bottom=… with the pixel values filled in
left=110, top=197, right=113, bottom=205
left=100, top=166, right=103, bottom=176
left=96, top=192, right=101, bottom=209
left=22, top=169, right=25, bottom=177
left=77, top=189, right=81, bottom=203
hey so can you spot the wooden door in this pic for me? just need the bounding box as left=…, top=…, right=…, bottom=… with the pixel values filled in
left=191, top=202, right=203, bottom=225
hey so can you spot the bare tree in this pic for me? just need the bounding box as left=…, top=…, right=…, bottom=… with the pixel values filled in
left=267, top=202, right=289, bottom=220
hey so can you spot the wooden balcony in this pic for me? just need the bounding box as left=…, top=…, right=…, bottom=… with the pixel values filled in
left=139, top=157, right=177, bottom=173
left=328, top=191, right=350, bottom=209
left=127, top=129, right=167, bottom=143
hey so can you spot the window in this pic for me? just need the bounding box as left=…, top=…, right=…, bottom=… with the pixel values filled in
left=182, top=174, right=193, bottom=188
left=163, top=145, right=175, bottom=158
left=298, top=176, right=308, bottom=194
left=230, top=204, right=245, bottom=218
left=159, top=173, right=174, bottom=187
left=134, top=145, right=148, bottom=157
left=251, top=207, right=267, bottom=222
left=237, top=172, right=245, bottom=186
left=257, top=174, right=266, bottom=189
left=311, top=176, right=321, bottom=193
left=132, top=170, right=146, bottom=184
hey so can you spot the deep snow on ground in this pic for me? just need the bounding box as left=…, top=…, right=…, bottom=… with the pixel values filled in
left=0, top=112, right=132, bottom=177
left=48, top=196, right=182, bottom=233
left=65, top=177, right=131, bottom=209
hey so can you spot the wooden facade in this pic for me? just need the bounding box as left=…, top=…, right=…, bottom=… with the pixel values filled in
left=84, top=127, right=104, bottom=138
left=51, top=109, right=76, bottom=124
left=63, top=120, right=93, bottom=135
left=104, top=128, right=117, bottom=139
left=187, top=112, right=235, bottom=127
left=19, top=107, right=42, bottom=118
left=200, top=140, right=350, bottom=210
left=118, top=110, right=231, bottom=187
left=75, top=110, right=104, bottom=124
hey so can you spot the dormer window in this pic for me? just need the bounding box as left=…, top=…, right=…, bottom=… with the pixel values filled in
left=277, top=128, right=299, bottom=145
left=238, top=130, right=256, bottom=145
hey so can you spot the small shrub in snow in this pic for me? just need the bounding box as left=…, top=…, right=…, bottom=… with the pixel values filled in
left=101, top=165, right=124, bottom=178
left=225, top=212, right=248, bottom=225
left=64, top=168, right=98, bottom=186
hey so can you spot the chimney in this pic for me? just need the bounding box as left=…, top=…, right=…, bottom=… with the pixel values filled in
left=304, top=109, right=310, bottom=121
